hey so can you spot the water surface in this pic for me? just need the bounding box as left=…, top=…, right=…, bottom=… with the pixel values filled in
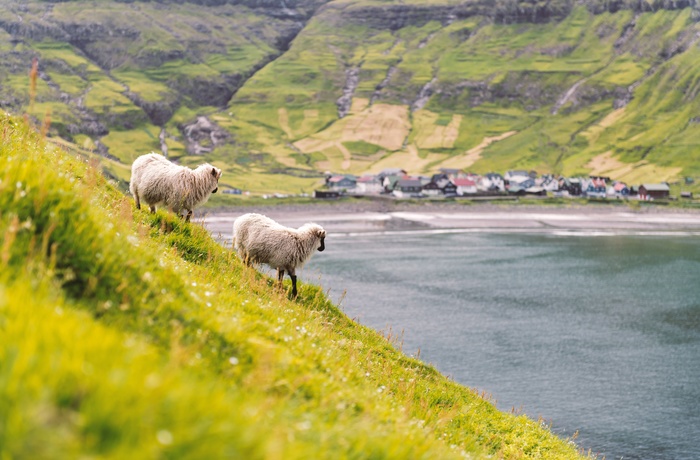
left=301, top=231, right=700, bottom=460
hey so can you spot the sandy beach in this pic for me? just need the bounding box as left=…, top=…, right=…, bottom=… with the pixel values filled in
left=200, top=201, right=700, bottom=240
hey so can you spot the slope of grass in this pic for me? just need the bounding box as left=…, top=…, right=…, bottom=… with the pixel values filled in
left=0, top=114, right=592, bottom=458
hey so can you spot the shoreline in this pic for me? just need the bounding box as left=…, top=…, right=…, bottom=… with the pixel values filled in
left=199, top=201, right=700, bottom=238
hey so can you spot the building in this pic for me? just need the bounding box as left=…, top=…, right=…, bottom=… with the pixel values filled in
left=354, top=175, right=383, bottom=194
left=327, top=175, right=357, bottom=190
left=423, top=174, right=457, bottom=196
left=479, top=173, right=505, bottom=192
left=504, top=170, right=531, bottom=184
left=314, top=190, right=342, bottom=199
left=584, top=177, right=607, bottom=198
left=392, top=178, right=424, bottom=197
left=609, top=181, right=630, bottom=197
left=453, top=178, right=477, bottom=195
left=639, top=183, right=670, bottom=200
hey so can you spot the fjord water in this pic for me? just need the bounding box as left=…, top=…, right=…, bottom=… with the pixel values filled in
left=302, top=231, right=700, bottom=460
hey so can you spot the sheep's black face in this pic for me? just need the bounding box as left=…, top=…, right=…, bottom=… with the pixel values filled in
left=318, top=237, right=325, bottom=252
left=211, top=167, right=221, bottom=194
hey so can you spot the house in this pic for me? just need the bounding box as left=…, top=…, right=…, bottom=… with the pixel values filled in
left=608, top=181, right=630, bottom=197
left=504, top=170, right=531, bottom=185
left=479, top=173, right=505, bottom=192
left=538, top=175, right=559, bottom=192
left=382, top=175, right=402, bottom=193
left=584, top=177, right=606, bottom=198
left=423, top=174, right=457, bottom=196
left=392, top=178, right=424, bottom=198
left=559, top=177, right=582, bottom=196
left=639, top=183, right=670, bottom=200
left=327, top=175, right=357, bottom=190
left=354, top=175, right=383, bottom=194
left=453, top=178, right=477, bottom=196
left=377, top=168, right=407, bottom=183
left=314, top=190, right=341, bottom=199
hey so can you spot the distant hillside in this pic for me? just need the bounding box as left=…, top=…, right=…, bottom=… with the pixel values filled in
left=1, top=0, right=700, bottom=194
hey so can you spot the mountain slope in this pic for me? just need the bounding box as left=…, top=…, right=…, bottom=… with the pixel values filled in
left=229, top=1, right=700, bottom=185
left=0, top=113, right=590, bottom=458
left=1, top=0, right=700, bottom=194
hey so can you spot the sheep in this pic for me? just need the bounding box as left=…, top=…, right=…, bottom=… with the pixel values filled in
left=233, top=213, right=326, bottom=297
left=130, top=153, right=222, bottom=222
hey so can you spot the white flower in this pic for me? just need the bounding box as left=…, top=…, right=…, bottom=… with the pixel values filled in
left=156, top=430, right=173, bottom=445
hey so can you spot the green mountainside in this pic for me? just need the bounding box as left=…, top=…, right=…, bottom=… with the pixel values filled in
left=2, top=0, right=700, bottom=194
left=0, top=113, right=590, bottom=458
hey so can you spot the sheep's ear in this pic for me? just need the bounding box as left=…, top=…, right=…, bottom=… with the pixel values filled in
left=211, top=167, right=217, bottom=177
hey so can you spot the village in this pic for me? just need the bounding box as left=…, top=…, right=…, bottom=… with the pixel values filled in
left=314, top=168, right=683, bottom=202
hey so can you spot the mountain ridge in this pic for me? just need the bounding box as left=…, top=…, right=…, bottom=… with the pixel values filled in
left=1, top=0, right=700, bottom=193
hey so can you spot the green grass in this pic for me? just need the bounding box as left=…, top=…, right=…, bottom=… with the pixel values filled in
left=0, top=114, right=592, bottom=458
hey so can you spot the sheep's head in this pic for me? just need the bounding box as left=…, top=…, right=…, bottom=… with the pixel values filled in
left=201, top=164, right=222, bottom=193
left=305, top=224, right=326, bottom=252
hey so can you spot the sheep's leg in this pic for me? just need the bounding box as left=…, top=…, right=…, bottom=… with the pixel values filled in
left=290, top=274, right=298, bottom=298
left=277, top=269, right=285, bottom=290
left=149, top=205, right=156, bottom=213
left=185, top=209, right=193, bottom=222
left=134, top=192, right=141, bottom=210
left=288, top=268, right=298, bottom=297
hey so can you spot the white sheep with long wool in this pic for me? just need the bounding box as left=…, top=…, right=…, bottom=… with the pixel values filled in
left=233, top=213, right=326, bottom=297
left=130, top=153, right=222, bottom=222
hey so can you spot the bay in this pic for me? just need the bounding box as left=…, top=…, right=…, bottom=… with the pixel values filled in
left=300, top=230, right=700, bottom=460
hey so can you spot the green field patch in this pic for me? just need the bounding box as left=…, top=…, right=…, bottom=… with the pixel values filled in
left=112, top=70, right=172, bottom=102
left=343, top=140, right=383, bottom=156
left=101, top=127, right=162, bottom=164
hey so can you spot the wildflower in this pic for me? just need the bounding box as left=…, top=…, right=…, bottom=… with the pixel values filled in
left=228, top=357, right=239, bottom=365
left=156, top=430, right=173, bottom=445
left=295, top=421, right=311, bottom=431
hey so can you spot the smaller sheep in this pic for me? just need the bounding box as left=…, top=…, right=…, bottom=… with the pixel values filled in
left=233, top=213, right=326, bottom=297
left=130, top=153, right=222, bottom=222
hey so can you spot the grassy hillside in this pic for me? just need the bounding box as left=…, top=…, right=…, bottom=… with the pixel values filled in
left=0, top=114, right=591, bottom=458
left=2, top=0, right=699, bottom=195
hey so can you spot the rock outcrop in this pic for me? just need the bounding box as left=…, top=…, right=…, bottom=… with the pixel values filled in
left=181, top=116, right=230, bottom=155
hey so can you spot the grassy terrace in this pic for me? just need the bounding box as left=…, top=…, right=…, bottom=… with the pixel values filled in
left=0, top=115, right=592, bottom=458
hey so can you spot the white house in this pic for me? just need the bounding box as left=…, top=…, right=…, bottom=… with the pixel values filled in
left=453, top=178, right=478, bottom=195
left=504, top=170, right=531, bottom=184
left=354, top=175, right=383, bottom=194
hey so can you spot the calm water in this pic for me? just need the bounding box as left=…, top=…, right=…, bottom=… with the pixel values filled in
left=300, top=231, right=700, bottom=460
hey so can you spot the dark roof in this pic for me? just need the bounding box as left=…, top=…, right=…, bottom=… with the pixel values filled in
left=396, top=179, right=422, bottom=187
